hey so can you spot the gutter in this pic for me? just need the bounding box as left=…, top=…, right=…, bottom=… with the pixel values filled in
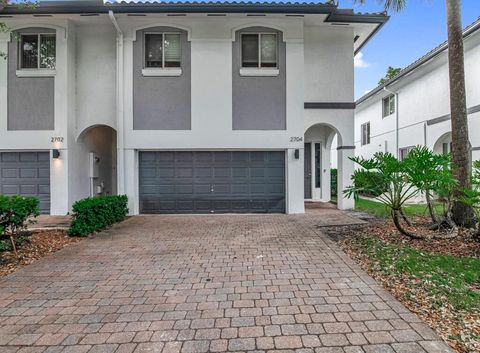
left=108, top=10, right=125, bottom=195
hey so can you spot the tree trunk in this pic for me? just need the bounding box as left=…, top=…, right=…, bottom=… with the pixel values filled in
left=391, top=209, right=424, bottom=240
left=425, top=192, right=440, bottom=225
left=445, top=0, right=475, bottom=227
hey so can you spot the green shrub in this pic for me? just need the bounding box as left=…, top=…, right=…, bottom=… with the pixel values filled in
left=0, top=195, right=39, bottom=255
left=352, top=170, right=388, bottom=197
left=69, top=195, right=128, bottom=237
left=331, top=168, right=337, bottom=197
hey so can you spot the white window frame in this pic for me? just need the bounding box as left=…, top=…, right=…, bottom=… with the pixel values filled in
left=399, top=146, right=415, bottom=160
left=17, top=32, right=56, bottom=77
left=382, top=94, right=395, bottom=118
left=361, top=122, right=371, bottom=146
left=142, top=32, right=182, bottom=77
left=239, top=32, right=279, bottom=77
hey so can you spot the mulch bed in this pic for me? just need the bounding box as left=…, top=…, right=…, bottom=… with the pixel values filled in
left=323, top=220, right=480, bottom=353
left=0, top=230, right=83, bottom=278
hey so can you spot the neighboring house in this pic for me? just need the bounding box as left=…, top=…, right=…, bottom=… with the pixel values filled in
left=0, top=0, right=386, bottom=215
left=355, top=17, right=480, bottom=165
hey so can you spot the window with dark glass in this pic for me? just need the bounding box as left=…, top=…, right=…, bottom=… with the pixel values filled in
left=241, top=33, right=277, bottom=68
left=382, top=94, right=395, bottom=118
left=19, top=33, right=56, bottom=69
left=361, top=122, right=370, bottom=146
left=315, top=143, right=321, bottom=188
left=145, top=33, right=181, bottom=68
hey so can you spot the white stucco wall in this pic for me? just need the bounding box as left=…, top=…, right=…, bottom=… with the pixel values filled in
left=355, top=30, right=480, bottom=163
left=0, top=13, right=360, bottom=214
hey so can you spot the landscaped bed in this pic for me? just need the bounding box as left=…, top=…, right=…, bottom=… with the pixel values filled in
left=323, top=220, right=480, bottom=353
left=0, top=230, right=82, bottom=277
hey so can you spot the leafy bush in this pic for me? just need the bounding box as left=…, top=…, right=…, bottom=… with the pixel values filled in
left=69, top=195, right=128, bottom=237
left=0, top=195, right=39, bottom=255
left=331, top=168, right=337, bottom=197
left=352, top=170, right=388, bottom=197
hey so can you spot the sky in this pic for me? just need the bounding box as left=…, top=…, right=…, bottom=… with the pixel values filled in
left=346, top=0, right=480, bottom=100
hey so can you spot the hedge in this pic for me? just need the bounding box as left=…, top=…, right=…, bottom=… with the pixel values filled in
left=331, top=168, right=338, bottom=197
left=69, top=195, right=128, bottom=237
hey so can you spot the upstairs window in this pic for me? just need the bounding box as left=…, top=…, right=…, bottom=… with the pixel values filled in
left=382, top=94, right=395, bottom=118
left=361, top=122, right=370, bottom=146
left=241, top=33, right=277, bottom=68
left=19, top=33, right=56, bottom=69
left=145, top=33, right=181, bottom=68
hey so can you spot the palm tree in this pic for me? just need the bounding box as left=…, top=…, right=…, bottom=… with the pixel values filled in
left=355, top=0, right=474, bottom=226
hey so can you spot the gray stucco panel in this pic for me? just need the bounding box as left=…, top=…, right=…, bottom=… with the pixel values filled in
left=232, top=27, right=286, bottom=130
left=133, top=27, right=191, bottom=130
left=8, top=28, right=55, bottom=131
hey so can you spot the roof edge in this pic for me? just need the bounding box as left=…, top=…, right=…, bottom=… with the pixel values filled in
left=356, top=16, right=480, bottom=106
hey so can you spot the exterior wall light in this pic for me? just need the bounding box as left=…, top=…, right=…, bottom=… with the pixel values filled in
left=294, top=149, right=300, bottom=159
left=52, top=149, right=61, bottom=159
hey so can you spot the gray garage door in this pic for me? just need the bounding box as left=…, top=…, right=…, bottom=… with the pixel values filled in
left=139, top=151, right=285, bottom=214
left=0, top=152, right=50, bottom=214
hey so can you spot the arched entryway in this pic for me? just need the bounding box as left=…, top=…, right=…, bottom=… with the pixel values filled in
left=304, top=123, right=354, bottom=210
left=433, top=131, right=452, bottom=155
left=76, top=125, right=117, bottom=198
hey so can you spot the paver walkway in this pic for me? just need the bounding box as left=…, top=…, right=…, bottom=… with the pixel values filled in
left=0, top=214, right=453, bottom=353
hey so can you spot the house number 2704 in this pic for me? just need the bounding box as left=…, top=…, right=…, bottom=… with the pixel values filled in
left=290, top=137, right=303, bottom=142
left=51, top=137, right=64, bottom=143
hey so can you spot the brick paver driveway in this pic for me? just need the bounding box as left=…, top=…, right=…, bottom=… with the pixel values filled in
left=0, top=214, right=453, bottom=353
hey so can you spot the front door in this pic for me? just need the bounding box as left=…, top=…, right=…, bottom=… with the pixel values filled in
left=304, top=143, right=312, bottom=199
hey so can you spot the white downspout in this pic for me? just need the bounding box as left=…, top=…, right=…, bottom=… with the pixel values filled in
left=108, top=10, right=125, bottom=195
left=384, top=87, right=399, bottom=159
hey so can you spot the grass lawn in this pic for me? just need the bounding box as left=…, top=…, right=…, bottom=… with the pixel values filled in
left=352, top=237, right=480, bottom=312
left=354, top=197, right=441, bottom=218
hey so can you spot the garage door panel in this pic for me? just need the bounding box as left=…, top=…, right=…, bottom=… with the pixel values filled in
left=0, top=151, right=50, bottom=214
left=139, top=151, right=285, bottom=213
left=2, top=169, right=17, bottom=178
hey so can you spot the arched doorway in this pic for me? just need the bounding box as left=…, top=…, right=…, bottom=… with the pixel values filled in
left=76, top=125, right=117, bottom=198
left=304, top=123, right=354, bottom=210
left=433, top=131, right=452, bottom=155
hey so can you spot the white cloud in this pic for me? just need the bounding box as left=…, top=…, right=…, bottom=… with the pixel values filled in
left=354, top=52, right=370, bottom=68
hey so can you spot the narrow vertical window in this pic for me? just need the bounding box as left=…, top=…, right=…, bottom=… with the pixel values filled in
left=361, top=122, right=371, bottom=146
left=315, top=143, right=321, bottom=188
left=241, top=34, right=259, bottom=67
left=382, top=94, right=395, bottom=118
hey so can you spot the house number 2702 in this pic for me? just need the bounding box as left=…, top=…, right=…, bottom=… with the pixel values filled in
left=290, top=137, right=303, bottom=142
left=51, top=137, right=64, bottom=143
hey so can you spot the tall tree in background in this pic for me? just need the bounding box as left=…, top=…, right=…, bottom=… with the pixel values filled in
left=354, top=0, right=474, bottom=226
left=378, top=66, right=401, bottom=85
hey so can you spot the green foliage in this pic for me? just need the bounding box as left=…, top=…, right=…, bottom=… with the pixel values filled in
left=352, top=170, right=388, bottom=197
left=0, top=195, right=39, bottom=255
left=353, top=237, right=480, bottom=312
left=0, top=195, right=39, bottom=236
left=459, top=161, right=480, bottom=229
left=69, top=195, right=128, bottom=237
left=331, top=168, right=337, bottom=196
left=378, top=66, right=402, bottom=85
left=345, top=152, right=417, bottom=211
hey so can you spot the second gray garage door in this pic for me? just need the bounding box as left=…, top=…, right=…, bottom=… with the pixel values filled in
left=139, top=151, right=285, bottom=213
left=0, top=151, right=50, bottom=214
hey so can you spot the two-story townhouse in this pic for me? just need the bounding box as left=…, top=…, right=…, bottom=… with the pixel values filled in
left=355, top=17, right=480, bottom=165
left=0, top=0, right=387, bottom=215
